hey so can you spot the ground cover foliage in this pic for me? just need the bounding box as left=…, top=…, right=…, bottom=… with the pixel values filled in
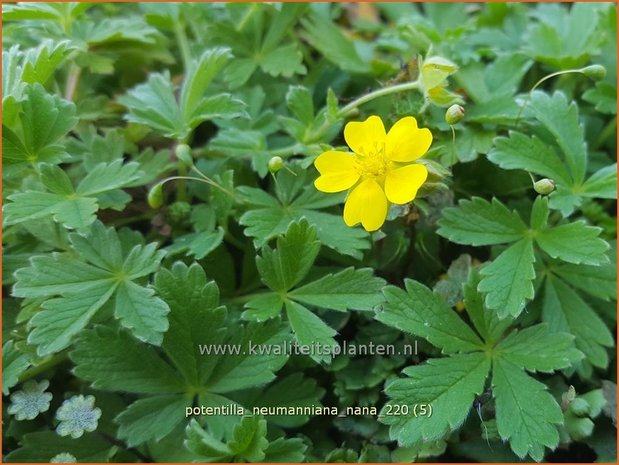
left=2, top=2, right=617, bottom=463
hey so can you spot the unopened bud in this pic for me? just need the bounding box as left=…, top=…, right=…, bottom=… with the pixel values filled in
left=581, top=64, right=606, bottom=81
left=175, top=143, right=193, bottom=167
left=570, top=398, right=591, bottom=417
left=147, top=182, right=164, bottom=209
left=268, top=156, right=284, bottom=174
left=534, top=178, right=555, bottom=195
left=445, top=104, right=465, bottom=125
left=167, top=201, right=191, bottom=226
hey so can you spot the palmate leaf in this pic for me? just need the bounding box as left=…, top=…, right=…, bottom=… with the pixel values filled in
left=4, top=161, right=142, bottom=230
left=488, top=91, right=616, bottom=215
left=524, top=3, right=603, bottom=68
left=244, top=220, right=384, bottom=362
left=238, top=169, right=370, bottom=258
left=380, top=279, right=581, bottom=461
left=119, top=48, right=245, bottom=140
left=13, top=221, right=168, bottom=354
left=71, top=262, right=290, bottom=448
left=185, top=416, right=269, bottom=463
left=2, top=84, right=76, bottom=169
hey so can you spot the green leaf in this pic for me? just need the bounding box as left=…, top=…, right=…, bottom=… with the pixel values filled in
left=260, top=44, right=306, bottom=78
left=120, top=48, right=244, bottom=140
left=492, top=357, right=563, bottom=461
left=21, top=40, right=72, bottom=86
left=118, top=72, right=183, bottom=138
left=2, top=340, right=31, bottom=395
left=29, top=281, right=117, bottom=355
left=488, top=132, right=572, bottom=185
left=529, top=91, right=587, bottom=184
left=256, top=219, right=320, bottom=292
left=437, top=197, right=527, bottom=246
left=286, top=85, right=314, bottom=125
left=530, top=196, right=550, bottom=231
left=463, top=273, right=510, bottom=344
left=154, top=262, right=227, bottom=385
left=180, top=47, right=232, bottom=121
left=536, top=221, right=609, bottom=265
left=242, top=292, right=284, bottom=322
left=247, top=373, right=325, bottom=427
left=239, top=179, right=370, bottom=259
left=114, top=281, right=169, bottom=346
left=185, top=416, right=269, bottom=463
left=289, top=267, right=385, bottom=312
left=3, top=191, right=98, bottom=230
left=542, top=276, right=614, bottom=369
left=263, top=437, right=307, bottom=462
left=301, top=13, right=370, bottom=74
left=378, top=280, right=483, bottom=353
left=2, top=84, right=76, bottom=168
left=478, top=238, right=536, bottom=318
left=116, top=395, right=192, bottom=447
left=496, top=324, right=583, bottom=373
left=75, top=160, right=142, bottom=196
left=552, top=261, right=617, bottom=301
left=580, top=164, right=617, bottom=199
left=583, top=82, right=617, bottom=114
left=5, top=431, right=111, bottom=463
left=524, top=3, right=602, bottom=68
left=13, top=221, right=168, bottom=354
left=206, top=319, right=289, bottom=393
left=4, top=161, right=141, bottom=229
left=382, top=353, right=490, bottom=446
left=285, top=300, right=337, bottom=364
left=71, top=326, right=185, bottom=394
left=187, top=93, right=246, bottom=128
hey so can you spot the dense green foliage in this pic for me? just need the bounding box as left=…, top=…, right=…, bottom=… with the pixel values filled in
left=2, top=2, right=616, bottom=463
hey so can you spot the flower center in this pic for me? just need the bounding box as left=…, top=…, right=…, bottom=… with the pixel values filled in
left=355, top=142, right=392, bottom=180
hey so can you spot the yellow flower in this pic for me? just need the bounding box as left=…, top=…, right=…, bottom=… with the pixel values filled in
left=313, top=115, right=432, bottom=232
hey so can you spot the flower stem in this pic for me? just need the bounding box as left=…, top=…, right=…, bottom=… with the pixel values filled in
left=516, top=68, right=588, bottom=127
left=64, top=63, right=81, bottom=101
left=174, top=21, right=192, bottom=72
left=339, top=80, right=421, bottom=116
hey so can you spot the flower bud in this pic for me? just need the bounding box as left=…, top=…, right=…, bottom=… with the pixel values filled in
left=175, top=143, right=193, bottom=167
left=581, top=64, right=606, bottom=81
left=445, top=104, right=465, bottom=125
left=147, top=182, right=164, bottom=209
left=166, top=201, right=191, bottom=226
left=268, top=156, right=284, bottom=174
left=570, top=398, right=591, bottom=417
left=534, top=178, right=555, bottom=195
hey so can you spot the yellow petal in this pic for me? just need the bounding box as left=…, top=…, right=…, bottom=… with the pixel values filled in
left=386, top=116, right=433, bottom=162
left=384, top=163, right=428, bottom=204
left=314, top=151, right=360, bottom=193
left=343, top=179, right=388, bottom=232
left=344, top=115, right=386, bottom=156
